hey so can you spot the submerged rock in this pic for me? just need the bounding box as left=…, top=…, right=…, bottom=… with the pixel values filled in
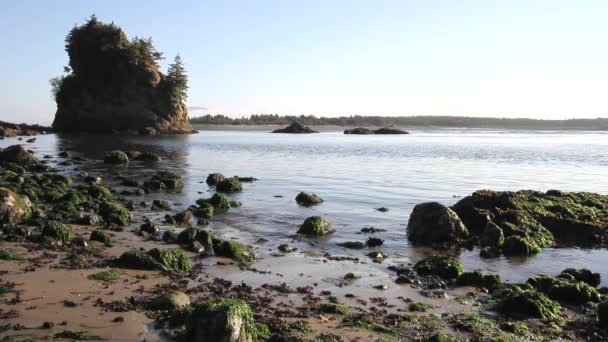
left=206, top=173, right=226, bottom=186
left=185, top=298, right=268, bottom=342
left=133, top=152, right=160, bottom=162
left=407, top=202, right=468, bottom=246
left=413, top=256, right=463, bottom=279
left=143, top=171, right=184, bottom=192
left=216, top=240, right=254, bottom=263
left=0, top=187, right=31, bottom=225
left=295, top=192, right=324, bottom=206
left=297, top=216, right=334, bottom=236
left=216, top=177, right=243, bottom=193
left=117, top=248, right=190, bottom=271
left=103, top=150, right=129, bottom=164
left=272, top=122, right=318, bottom=133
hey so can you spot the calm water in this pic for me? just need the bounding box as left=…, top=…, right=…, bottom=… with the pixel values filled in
left=3, top=129, right=608, bottom=284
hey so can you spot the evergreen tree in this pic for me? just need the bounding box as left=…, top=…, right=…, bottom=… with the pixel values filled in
left=166, top=54, right=188, bottom=102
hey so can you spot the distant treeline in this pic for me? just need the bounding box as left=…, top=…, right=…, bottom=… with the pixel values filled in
left=190, top=114, right=608, bottom=130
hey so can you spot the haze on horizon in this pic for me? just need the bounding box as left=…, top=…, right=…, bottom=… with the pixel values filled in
left=1, top=0, right=608, bottom=125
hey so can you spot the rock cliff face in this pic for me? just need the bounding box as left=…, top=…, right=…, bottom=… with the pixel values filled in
left=51, top=16, right=193, bottom=134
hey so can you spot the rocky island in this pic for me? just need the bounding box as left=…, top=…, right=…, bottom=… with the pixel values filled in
left=51, top=16, right=193, bottom=134
left=271, top=122, right=319, bottom=133
left=344, top=127, right=410, bottom=134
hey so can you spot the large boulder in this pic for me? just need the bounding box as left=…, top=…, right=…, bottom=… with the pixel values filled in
left=272, top=123, right=318, bottom=133
left=413, top=256, right=463, bottom=279
left=0, top=187, right=31, bottom=224
left=407, top=202, right=469, bottom=246
left=0, top=145, right=38, bottom=165
left=185, top=298, right=268, bottom=342
left=51, top=17, right=193, bottom=134
left=297, top=216, right=334, bottom=236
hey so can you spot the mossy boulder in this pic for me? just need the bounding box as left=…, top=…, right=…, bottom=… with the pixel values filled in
left=216, top=177, right=243, bottom=193
left=413, top=256, right=463, bottom=279
left=186, top=298, right=268, bottom=342
left=41, top=221, right=74, bottom=245
left=295, top=192, right=324, bottom=206
left=89, top=229, right=111, bottom=245
left=0, top=145, right=38, bottom=165
left=496, top=285, right=559, bottom=319
left=117, top=248, right=190, bottom=271
left=479, top=222, right=504, bottom=248
left=503, top=235, right=541, bottom=256
left=151, top=199, right=171, bottom=211
left=407, top=202, right=468, bottom=246
left=140, top=219, right=160, bottom=234
left=201, top=192, right=231, bottom=210
left=297, top=216, right=334, bottom=236
left=192, top=202, right=214, bottom=219
left=206, top=173, right=226, bottom=186
left=99, top=201, right=131, bottom=227
left=216, top=240, right=254, bottom=263
left=319, top=303, right=350, bottom=315
left=177, top=227, right=214, bottom=255
left=457, top=271, right=502, bottom=289
left=559, top=268, right=600, bottom=287
left=0, top=187, right=31, bottom=224
left=171, top=210, right=193, bottom=226
left=103, top=150, right=129, bottom=164
left=528, top=275, right=601, bottom=304
left=143, top=171, right=184, bottom=192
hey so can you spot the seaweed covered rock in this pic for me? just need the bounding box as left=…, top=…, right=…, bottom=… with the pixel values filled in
left=103, top=150, right=129, bottom=164
left=206, top=173, right=226, bottom=186
left=452, top=190, right=608, bottom=254
left=559, top=268, right=600, bottom=287
left=502, top=236, right=540, bottom=256
left=89, top=229, right=112, bottom=245
left=457, top=271, right=502, bottom=289
left=99, top=201, right=131, bottom=227
left=297, top=216, right=334, bottom=236
left=140, top=219, right=160, bottom=234
left=216, top=240, right=254, bottom=263
left=479, top=222, right=504, bottom=248
left=207, top=193, right=231, bottom=210
left=0, top=187, right=31, bottom=224
left=177, top=227, right=214, bottom=255
left=51, top=16, right=193, bottom=134
left=186, top=298, right=268, bottom=342
left=272, top=123, right=318, bottom=134
left=216, top=177, right=243, bottom=193
left=167, top=210, right=193, bottom=226
left=527, top=275, right=601, bottom=304
left=41, top=221, right=74, bottom=245
left=413, top=256, right=463, bottom=279
left=0, top=145, right=38, bottom=165
left=407, top=202, right=468, bottom=246
left=496, top=285, right=559, bottom=319
left=143, top=171, right=184, bottom=192
left=295, top=192, right=324, bottom=206
left=116, top=248, right=190, bottom=271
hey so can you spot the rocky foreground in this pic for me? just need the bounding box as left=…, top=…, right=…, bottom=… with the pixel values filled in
left=1, top=140, right=608, bottom=341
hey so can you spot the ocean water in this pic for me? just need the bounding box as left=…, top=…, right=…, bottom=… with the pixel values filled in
left=3, top=129, right=608, bottom=284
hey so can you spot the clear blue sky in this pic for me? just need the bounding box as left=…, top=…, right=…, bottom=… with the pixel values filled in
left=1, top=0, right=608, bottom=124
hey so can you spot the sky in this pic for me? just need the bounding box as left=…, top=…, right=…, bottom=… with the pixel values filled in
left=1, top=0, right=608, bottom=124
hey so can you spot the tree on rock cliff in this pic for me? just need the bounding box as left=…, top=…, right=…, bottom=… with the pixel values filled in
left=51, top=15, right=193, bottom=134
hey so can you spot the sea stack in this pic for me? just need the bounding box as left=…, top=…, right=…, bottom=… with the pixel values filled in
left=51, top=16, right=193, bottom=134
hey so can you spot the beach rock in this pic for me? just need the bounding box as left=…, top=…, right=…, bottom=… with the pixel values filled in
left=0, top=121, right=50, bottom=137
left=0, top=145, right=38, bottom=165
left=598, top=301, right=608, bottom=327
left=297, top=216, right=334, bottom=236
left=216, top=240, right=254, bottom=263
left=41, top=221, right=74, bottom=245
left=216, top=177, right=243, bottom=193
left=117, top=248, right=190, bottom=271
left=527, top=275, right=601, bottom=304
left=172, top=210, right=193, bottom=226
left=208, top=193, right=231, bottom=209
left=479, top=221, right=504, bottom=248
left=103, top=150, right=129, bottom=164
left=344, top=127, right=374, bottom=134
left=407, top=202, right=468, bottom=246
left=337, top=241, right=366, bottom=249
left=99, top=201, right=131, bottom=227
left=272, top=122, right=319, bottom=133
left=456, top=271, right=502, bottom=289
left=206, top=173, right=226, bottom=186
left=366, top=237, right=384, bottom=247
left=151, top=199, right=171, bottom=211
left=143, top=171, right=184, bottom=192
left=374, top=128, right=409, bottom=134
left=151, top=291, right=191, bottom=310
left=51, top=17, right=193, bottom=134
left=559, top=268, right=600, bottom=287
left=133, top=152, right=160, bottom=162
left=140, top=219, right=160, bottom=234
left=185, top=298, right=268, bottom=342
left=502, top=236, right=540, bottom=256
left=295, top=192, right=324, bottom=206
left=0, top=187, right=31, bottom=224
left=177, top=227, right=214, bottom=255
left=191, top=202, right=214, bottom=219
left=497, top=286, right=559, bottom=318
left=89, top=229, right=112, bottom=245
left=413, top=256, right=463, bottom=279
left=479, top=246, right=500, bottom=258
